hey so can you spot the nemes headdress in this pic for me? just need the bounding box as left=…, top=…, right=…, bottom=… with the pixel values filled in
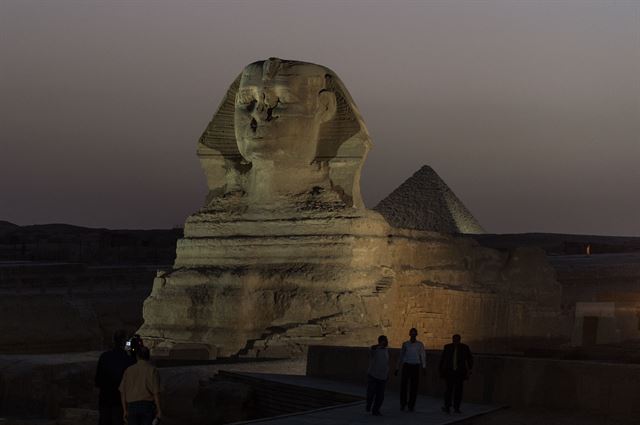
left=197, top=58, right=372, bottom=208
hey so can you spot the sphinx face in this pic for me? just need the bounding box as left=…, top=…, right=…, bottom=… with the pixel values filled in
left=234, top=61, right=335, bottom=165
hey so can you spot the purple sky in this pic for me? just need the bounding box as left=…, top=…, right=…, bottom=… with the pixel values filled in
left=1, top=0, right=639, bottom=235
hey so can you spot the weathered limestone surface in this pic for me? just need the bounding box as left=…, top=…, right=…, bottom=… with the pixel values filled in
left=138, top=58, right=564, bottom=358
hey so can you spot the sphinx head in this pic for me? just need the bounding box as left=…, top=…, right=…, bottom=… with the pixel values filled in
left=234, top=58, right=337, bottom=166
left=199, top=58, right=371, bottom=208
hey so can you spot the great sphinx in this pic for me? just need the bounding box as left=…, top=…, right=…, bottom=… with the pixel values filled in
left=139, top=59, right=565, bottom=359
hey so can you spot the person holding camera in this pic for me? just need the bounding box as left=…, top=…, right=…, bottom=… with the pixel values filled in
left=95, top=330, right=135, bottom=425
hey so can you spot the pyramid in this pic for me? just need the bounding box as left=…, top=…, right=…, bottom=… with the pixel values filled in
left=374, top=165, right=484, bottom=234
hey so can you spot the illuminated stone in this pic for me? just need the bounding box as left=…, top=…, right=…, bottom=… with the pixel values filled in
left=138, top=59, right=563, bottom=358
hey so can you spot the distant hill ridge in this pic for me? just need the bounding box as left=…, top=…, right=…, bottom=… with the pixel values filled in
left=0, top=221, right=182, bottom=265
left=0, top=221, right=19, bottom=236
left=2, top=220, right=638, bottom=260
left=0, top=221, right=178, bottom=233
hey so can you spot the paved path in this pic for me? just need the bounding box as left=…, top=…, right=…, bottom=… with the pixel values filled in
left=233, top=373, right=502, bottom=425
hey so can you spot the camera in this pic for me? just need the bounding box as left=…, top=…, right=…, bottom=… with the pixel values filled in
left=125, top=334, right=144, bottom=357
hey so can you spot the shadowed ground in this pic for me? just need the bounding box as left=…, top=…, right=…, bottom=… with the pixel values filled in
left=232, top=372, right=501, bottom=425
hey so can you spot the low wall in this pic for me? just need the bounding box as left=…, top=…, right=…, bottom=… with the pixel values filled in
left=306, top=345, right=640, bottom=416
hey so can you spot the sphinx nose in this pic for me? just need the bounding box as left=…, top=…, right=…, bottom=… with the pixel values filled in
left=252, top=94, right=278, bottom=122
left=252, top=96, right=267, bottom=119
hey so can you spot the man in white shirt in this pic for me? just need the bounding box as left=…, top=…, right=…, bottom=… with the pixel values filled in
left=394, top=328, right=426, bottom=411
left=366, top=335, right=389, bottom=416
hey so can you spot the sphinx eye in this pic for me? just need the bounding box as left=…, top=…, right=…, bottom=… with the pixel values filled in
left=237, top=93, right=255, bottom=105
left=246, top=99, right=257, bottom=112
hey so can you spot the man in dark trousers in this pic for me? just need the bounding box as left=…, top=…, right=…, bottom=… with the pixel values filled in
left=394, top=328, right=426, bottom=412
left=95, top=330, right=135, bottom=425
left=439, top=334, right=473, bottom=414
left=366, top=335, right=389, bottom=416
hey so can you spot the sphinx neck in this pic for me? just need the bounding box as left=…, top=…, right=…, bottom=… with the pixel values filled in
left=246, top=159, right=328, bottom=204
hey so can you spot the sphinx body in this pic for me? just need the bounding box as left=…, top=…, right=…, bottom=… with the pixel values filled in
left=138, top=59, right=565, bottom=358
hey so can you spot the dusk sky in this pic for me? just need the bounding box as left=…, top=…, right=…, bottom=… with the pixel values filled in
left=1, top=0, right=639, bottom=235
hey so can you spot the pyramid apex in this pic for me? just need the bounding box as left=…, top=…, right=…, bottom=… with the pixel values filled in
left=416, top=164, right=436, bottom=174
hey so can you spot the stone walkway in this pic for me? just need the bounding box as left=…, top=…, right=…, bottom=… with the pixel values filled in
left=233, top=373, right=502, bottom=425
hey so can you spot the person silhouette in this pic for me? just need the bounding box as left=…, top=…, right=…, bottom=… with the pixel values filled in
left=439, top=334, right=473, bottom=414
left=95, top=330, right=135, bottom=425
left=366, top=335, right=389, bottom=416
left=394, top=328, right=426, bottom=412
left=119, top=346, right=162, bottom=425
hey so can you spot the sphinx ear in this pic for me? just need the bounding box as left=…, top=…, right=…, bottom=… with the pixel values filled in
left=318, top=90, right=337, bottom=123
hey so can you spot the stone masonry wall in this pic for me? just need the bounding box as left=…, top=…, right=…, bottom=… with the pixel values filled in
left=387, top=283, right=564, bottom=352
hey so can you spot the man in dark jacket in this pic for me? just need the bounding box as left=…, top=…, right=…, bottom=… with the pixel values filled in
left=95, top=330, right=136, bottom=425
left=439, top=334, right=473, bottom=414
left=366, top=335, right=389, bottom=416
